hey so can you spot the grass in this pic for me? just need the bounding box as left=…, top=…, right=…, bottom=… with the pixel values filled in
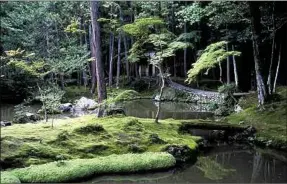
left=1, top=152, right=176, bottom=183
left=1, top=116, right=200, bottom=169
left=0, top=172, right=21, bottom=183
left=226, top=86, right=287, bottom=146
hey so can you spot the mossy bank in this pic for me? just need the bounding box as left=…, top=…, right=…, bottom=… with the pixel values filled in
left=1, top=116, right=200, bottom=169
left=1, top=152, right=175, bottom=183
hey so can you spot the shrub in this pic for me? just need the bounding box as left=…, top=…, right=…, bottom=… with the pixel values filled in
left=6, top=152, right=176, bottom=183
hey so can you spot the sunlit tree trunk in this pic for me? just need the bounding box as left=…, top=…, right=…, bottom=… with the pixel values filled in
left=273, top=44, right=281, bottom=93
left=249, top=2, right=267, bottom=106
left=267, top=4, right=276, bottom=95
left=89, top=24, right=97, bottom=94
left=108, top=33, right=114, bottom=87
left=90, top=1, right=107, bottom=104
left=226, top=42, right=230, bottom=84
left=116, top=33, right=121, bottom=88
left=155, top=65, right=164, bottom=123
left=219, top=61, right=223, bottom=83
left=232, top=45, right=239, bottom=87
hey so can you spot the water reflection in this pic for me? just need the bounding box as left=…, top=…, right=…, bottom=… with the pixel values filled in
left=87, top=145, right=287, bottom=183
left=120, top=99, right=214, bottom=120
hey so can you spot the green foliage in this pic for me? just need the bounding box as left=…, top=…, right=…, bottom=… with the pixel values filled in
left=4, top=152, right=175, bottom=183
left=122, top=17, right=164, bottom=37
left=37, top=84, right=65, bottom=114
left=186, top=41, right=241, bottom=83
left=176, top=2, right=206, bottom=28
left=64, top=19, right=86, bottom=34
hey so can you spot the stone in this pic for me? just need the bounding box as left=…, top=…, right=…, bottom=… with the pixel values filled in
left=25, top=112, right=42, bottom=122
left=0, top=121, right=12, bottom=127
left=234, top=104, right=243, bottom=113
left=162, top=144, right=193, bottom=163
left=75, top=97, right=97, bottom=110
left=59, top=103, right=73, bottom=113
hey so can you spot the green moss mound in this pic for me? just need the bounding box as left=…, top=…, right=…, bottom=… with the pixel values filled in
left=0, top=172, right=21, bottom=183
left=74, top=124, right=105, bottom=134
left=4, top=152, right=175, bottom=183
left=1, top=116, right=199, bottom=169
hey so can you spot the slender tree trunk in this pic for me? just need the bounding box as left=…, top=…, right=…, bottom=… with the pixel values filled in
left=108, top=33, right=114, bottom=86
left=123, top=35, right=130, bottom=80
left=116, top=33, right=121, bottom=88
left=226, top=43, right=230, bottom=84
left=90, top=1, right=107, bottom=104
left=135, top=63, right=139, bottom=78
left=273, top=44, right=281, bottom=93
left=232, top=45, right=239, bottom=87
left=155, top=65, right=164, bottom=123
left=267, top=4, right=276, bottom=95
left=60, top=73, right=65, bottom=90
left=249, top=2, right=267, bottom=106
left=267, top=34, right=275, bottom=94
left=89, top=25, right=97, bottom=94
left=183, top=21, right=187, bottom=77
left=219, top=61, right=223, bottom=83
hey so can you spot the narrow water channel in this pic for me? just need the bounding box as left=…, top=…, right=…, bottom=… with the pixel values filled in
left=86, top=144, right=287, bottom=183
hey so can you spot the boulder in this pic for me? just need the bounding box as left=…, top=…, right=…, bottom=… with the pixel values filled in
left=162, top=144, right=193, bottom=163
left=149, top=134, right=166, bottom=144
left=59, top=103, right=73, bottom=113
left=0, top=121, right=12, bottom=127
left=234, top=104, right=243, bottom=113
left=75, top=97, right=97, bottom=110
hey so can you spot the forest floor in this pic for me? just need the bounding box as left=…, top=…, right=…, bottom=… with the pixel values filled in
left=1, top=116, right=200, bottom=169
left=225, top=86, right=287, bottom=149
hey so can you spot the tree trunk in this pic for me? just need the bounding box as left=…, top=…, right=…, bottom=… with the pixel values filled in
left=116, top=33, right=121, bottom=88
left=273, top=44, right=281, bottom=93
left=183, top=21, right=187, bottom=77
left=90, top=1, right=107, bottom=104
left=155, top=65, right=164, bottom=123
left=267, top=34, right=275, bottom=95
left=89, top=24, right=97, bottom=94
left=219, top=61, right=223, bottom=83
left=60, top=73, right=65, bottom=90
left=108, top=33, right=114, bottom=87
left=123, top=35, right=130, bottom=81
left=226, top=43, right=230, bottom=84
left=232, top=45, right=239, bottom=87
left=249, top=2, right=267, bottom=106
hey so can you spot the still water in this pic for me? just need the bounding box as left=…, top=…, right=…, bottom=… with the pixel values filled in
left=87, top=144, right=287, bottom=183
left=120, top=99, right=214, bottom=120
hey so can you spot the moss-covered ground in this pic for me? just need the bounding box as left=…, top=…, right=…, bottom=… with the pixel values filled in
left=1, top=116, right=200, bottom=169
left=1, top=152, right=175, bottom=183
left=226, top=86, right=287, bottom=147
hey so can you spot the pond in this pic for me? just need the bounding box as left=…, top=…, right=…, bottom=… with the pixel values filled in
left=119, top=99, right=214, bottom=120
left=86, top=144, right=287, bottom=183
left=1, top=99, right=214, bottom=121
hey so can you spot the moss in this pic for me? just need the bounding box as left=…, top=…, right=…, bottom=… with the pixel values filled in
left=73, top=124, right=105, bottom=134
left=5, top=152, right=175, bottom=183
left=0, top=172, right=21, bottom=183
left=226, top=86, right=287, bottom=148
left=1, top=116, right=199, bottom=169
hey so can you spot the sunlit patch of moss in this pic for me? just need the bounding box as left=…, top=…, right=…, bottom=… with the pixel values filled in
left=0, top=172, right=21, bottom=183
left=1, top=115, right=199, bottom=169
left=196, top=157, right=236, bottom=180
left=3, top=152, right=175, bottom=183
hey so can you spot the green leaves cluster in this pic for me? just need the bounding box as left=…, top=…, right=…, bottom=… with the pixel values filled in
left=186, top=41, right=241, bottom=83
